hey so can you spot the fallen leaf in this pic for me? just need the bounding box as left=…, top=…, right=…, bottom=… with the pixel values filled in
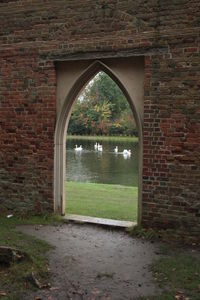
left=7, top=214, right=13, bottom=218
left=175, top=291, right=184, bottom=300
left=49, top=287, right=59, bottom=291
left=0, top=292, right=7, bottom=296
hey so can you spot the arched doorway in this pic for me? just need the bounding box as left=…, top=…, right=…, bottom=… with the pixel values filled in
left=54, top=59, right=144, bottom=225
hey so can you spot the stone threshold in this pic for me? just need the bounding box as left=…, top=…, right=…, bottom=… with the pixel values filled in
left=63, top=214, right=136, bottom=229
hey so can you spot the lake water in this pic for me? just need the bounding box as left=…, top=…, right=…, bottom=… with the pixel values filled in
left=66, top=138, right=138, bottom=187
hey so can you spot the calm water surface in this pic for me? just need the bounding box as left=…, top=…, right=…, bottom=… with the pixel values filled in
left=66, top=138, right=138, bottom=187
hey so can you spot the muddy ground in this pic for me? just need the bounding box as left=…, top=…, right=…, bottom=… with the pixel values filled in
left=19, top=223, right=162, bottom=300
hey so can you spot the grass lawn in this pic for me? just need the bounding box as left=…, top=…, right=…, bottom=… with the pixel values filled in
left=143, top=246, right=200, bottom=300
left=0, top=215, right=61, bottom=300
left=65, top=181, right=138, bottom=221
left=129, top=227, right=200, bottom=300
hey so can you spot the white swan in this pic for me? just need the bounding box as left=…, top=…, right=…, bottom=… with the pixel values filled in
left=114, top=146, right=118, bottom=153
left=98, top=144, right=103, bottom=151
left=123, top=149, right=131, bottom=156
left=94, top=142, right=98, bottom=150
left=74, top=145, right=83, bottom=151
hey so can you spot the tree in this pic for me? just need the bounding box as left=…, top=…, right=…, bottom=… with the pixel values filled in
left=68, top=72, right=137, bottom=136
left=82, top=72, right=129, bottom=119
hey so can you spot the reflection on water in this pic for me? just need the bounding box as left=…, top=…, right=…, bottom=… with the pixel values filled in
left=66, top=138, right=138, bottom=187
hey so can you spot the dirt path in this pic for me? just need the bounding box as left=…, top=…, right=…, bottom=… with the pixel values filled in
left=19, top=223, right=162, bottom=300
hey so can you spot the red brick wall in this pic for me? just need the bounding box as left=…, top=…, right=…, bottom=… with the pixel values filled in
left=0, top=50, right=56, bottom=213
left=143, top=52, right=200, bottom=236
left=0, top=1, right=199, bottom=236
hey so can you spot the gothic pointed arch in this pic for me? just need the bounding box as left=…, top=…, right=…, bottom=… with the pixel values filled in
left=54, top=60, right=143, bottom=224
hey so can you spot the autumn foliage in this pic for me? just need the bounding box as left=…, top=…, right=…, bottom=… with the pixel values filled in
left=68, top=72, right=137, bottom=136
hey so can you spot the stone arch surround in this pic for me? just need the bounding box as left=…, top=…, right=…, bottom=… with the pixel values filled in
left=55, top=58, right=144, bottom=224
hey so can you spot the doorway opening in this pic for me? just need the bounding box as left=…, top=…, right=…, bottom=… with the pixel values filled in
left=54, top=58, right=144, bottom=226
left=65, top=71, right=138, bottom=223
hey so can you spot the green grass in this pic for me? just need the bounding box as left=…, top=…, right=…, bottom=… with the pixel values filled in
left=67, top=134, right=138, bottom=143
left=65, top=181, right=138, bottom=221
left=0, top=215, right=62, bottom=300
left=142, top=248, right=200, bottom=300
left=126, top=225, right=200, bottom=300
left=129, top=227, right=200, bottom=299
left=153, top=253, right=200, bottom=289
left=0, top=214, right=63, bottom=227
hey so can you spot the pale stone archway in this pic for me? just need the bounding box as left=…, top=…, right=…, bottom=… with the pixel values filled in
left=54, top=58, right=144, bottom=225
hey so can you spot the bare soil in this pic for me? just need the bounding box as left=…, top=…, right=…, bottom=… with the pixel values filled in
left=19, top=223, right=162, bottom=300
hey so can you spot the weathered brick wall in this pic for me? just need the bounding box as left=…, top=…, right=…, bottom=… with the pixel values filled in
left=0, top=1, right=199, bottom=236
left=0, top=51, right=56, bottom=213
left=143, top=53, right=200, bottom=237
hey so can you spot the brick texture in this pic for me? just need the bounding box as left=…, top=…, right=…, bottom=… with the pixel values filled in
left=0, top=0, right=199, bottom=237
